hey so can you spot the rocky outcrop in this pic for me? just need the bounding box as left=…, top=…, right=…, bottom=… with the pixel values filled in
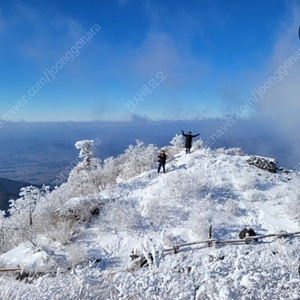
left=246, top=156, right=277, bottom=173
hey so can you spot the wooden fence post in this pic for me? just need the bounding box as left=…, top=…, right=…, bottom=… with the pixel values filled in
left=208, top=224, right=213, bottom=247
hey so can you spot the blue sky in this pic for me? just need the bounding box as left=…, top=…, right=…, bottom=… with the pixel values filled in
left=0, top=0, right=299, bottom=122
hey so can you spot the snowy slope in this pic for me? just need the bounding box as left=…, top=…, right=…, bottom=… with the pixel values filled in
left=1, top=146, right=300, bottom=300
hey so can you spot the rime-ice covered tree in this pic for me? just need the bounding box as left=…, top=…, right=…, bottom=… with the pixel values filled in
left=167, top=134, right=185, bottom=156
left=116, top=140, right=158, bottom=182
left=0, top=210, right=7, bottom=252
left=8, top=186, right=43, bottom=246
left=66, top=139, right=159, bottom=194
left=98, top=156, right=118, bottom=190
left=65, top=140, right=101, bottom=197
left=75, top=140, right=99, bottom=169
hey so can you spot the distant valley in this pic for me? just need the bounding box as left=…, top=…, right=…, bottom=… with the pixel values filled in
left=0, top=177, right=40, bottom=212
left=0, top=120, right=297, bottom=191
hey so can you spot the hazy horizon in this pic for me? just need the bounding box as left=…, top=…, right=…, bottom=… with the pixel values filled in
left=0, top=118, right=298, bottom=185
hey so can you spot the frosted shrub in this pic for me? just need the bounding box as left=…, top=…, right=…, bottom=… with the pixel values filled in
left=58, top=197, right=101, bottom=224
left=7, top=186, right=45, bottom=246
left=33, top=185, right=84, bottom=240
left=142, top=200, right=174, bottom=227
left=164, top=171, right=204, bottom=202
left=193, top=138, right=204, bottom=150
left=163, top=172, right=187, bottom=199
left=227, top=147, right=244, bottom=156
left=67, top=167, right=101, bottom=198
left=216, top=147, right=244, bottom=156
left=66, top=140, right=102, bottom=198
left=100, top=156, right=119, bottom=189
left=167, top=134, right=185, bottom=157
left=162, top=233, right=186, bottom=248
left=67, top=244, right=88, bottom=267
left=35, top=204, right=59, bottom=236
left=37, top=193, right=79, bottom=245
left=286, top=195, right=300, bottom=224
left=188, top=204, right=212, bottom=240
left=47, top=218, right=78, bottom=245
left=75, top=140, right=99, bottom=168
left=0, top=211, right=8, bottom=253
left=95, top=141, right=158, bottom=188
left=44, top=197, right=101, bottom=245
left=38, top=139, right=160, bottom=209
left=100, top=202, right=139, bottom=233
left=140, top=236, right=164, bottom=269
left=116, top=140, right=158, bottom=182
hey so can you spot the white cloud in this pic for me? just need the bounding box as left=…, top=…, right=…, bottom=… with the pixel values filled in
left=257, top=5, right=300, bottom=125
left=0, top=3, right=85, bottom=62
left=255, top=4, right=300, bottom=167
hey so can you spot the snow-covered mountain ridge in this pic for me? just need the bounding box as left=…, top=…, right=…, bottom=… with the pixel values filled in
left=1, top=144, right=300, bottom=300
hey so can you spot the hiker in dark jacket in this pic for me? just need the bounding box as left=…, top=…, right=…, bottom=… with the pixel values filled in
left=182, top=130, right=199, bottom=154
left=157, top=149, right=167, bottom=173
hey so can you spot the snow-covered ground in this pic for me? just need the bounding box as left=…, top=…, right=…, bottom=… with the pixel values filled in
left=1, top=146, right=300, bottom=300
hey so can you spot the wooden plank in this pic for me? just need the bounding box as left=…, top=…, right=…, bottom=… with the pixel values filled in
left=0, top=268, right=21, bottom=272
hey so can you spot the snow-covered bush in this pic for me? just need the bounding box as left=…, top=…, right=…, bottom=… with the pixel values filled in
left=66, top=140, right=101, bottom=198
left=186, top=198, right=214, bottom=241
left=188, top=207, right=212, bottom=240
left=0, top=211, right=7, bottom=253
left=100, top=201, right=140, bottom=233
left=75, top=140, right=100, bottom=168
left=140, top=236, right=164, bottom=270
left=58, top=197, right=101, bottom=224
left=162, top=232, right=186, bottom=248
left=141, top=200, right=178, bottom=227
left=192, top=138, right=204, bottom=150
left=67, top=244, right=88, bottom=267
left=216, top=147, right=245, bottom=156
left=166, top=134, right=185, bottom=157
left=5, top=185, right=84, bottom=246
left=47, top=218, right=78, bottom=246
left=7, top=186, right=44, bottom=247
left=165, top=134, right=203, bottom=158
left=99, top=156, right=119, bottom=189
left=286, top=195, right=300, bottom=225
left=60, top=139, right=159, bottom=198
left=28, top=185, right=80, bottom=244
left=42, top=197, right=102, bottom=245
left=164, top=171, right=206, bottom=201
left=115, top=140, right=158, bottom=182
